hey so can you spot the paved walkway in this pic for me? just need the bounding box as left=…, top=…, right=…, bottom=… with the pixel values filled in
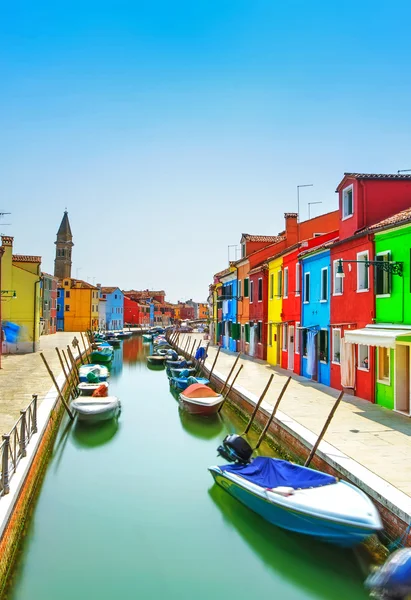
left=181, top=334, right=411, bottom=498
left=0, top=333, right=83, bottom=435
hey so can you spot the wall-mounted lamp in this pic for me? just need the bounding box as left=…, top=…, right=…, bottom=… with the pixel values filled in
left=336, top=258, right=403, bottom=279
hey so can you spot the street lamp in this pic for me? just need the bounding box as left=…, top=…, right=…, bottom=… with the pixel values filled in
left=308, top=201, right=322, bottom=220
left=336, top=258, right=403, bottom=278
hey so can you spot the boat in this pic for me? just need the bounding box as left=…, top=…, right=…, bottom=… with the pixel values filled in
left=90, top=345, right=114, bottom=363
left=106, top=334, right=121, bottom=347
left=142, top=333, right=153, bottom=342
left=179, top=383, right=224, bottom=415
left=165, top=358, right=193, bottom=369
left=169, top=366, right=196, bottom=378
left=79, top=364, right=109, bottom=382
left=170, top=375, right=210, bottom=391
left=71, top=396, right=121, bottom=423
left=117, top=331, right=132, bottom=339
left=209, top=456, right=383, bottom=548
left=77, top=381, right=109, bottom=396
left=147, top=355, right=167, bottom=365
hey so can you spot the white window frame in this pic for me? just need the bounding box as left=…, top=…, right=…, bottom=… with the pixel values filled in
left=258, top=277, right=263, bottom=302
left=375, top=250, right=391, bottom=298
left=377, top=346, right=390, bottom=385
left=269, top=273, right=274, bottom=300
left=342, top=184, right=354, bottom=220
left=282, top=323, right=288, bottom=351
left=358, top=344, right=370, bottom=371
left=320, top=267, right=328, bottom=302
left=238, top=279, right=242, bottom=299
left=295, top=321, right=300, bottom=354
left=295, top=263, right=300, bottom=296
left=268, top=322, right=273, bottom=347
left=303, top=272, right=310, bottom=304
left=333, top=258, right=343, bottom=295
left=319, top=328, right=329, bottom=364
left=332, top=328, right=341, bottom=365
left=277, top=270, right=282, bottom=298
left=283, top=267, right=289, bottom=299
left=249, top=279, right=254, bottom=303
left=357, top=250, right=369, bottom=293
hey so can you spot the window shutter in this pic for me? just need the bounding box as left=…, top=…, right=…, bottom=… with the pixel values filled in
left=244, top=278, right=249, bottom=298
left=245, top=323, right=250, bottom=343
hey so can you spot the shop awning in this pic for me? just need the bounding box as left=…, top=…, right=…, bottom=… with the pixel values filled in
left=344, top=327, right=411, bottom=348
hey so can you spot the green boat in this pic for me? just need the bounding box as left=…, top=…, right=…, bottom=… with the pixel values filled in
left=90, top=345, right=114, bottom=363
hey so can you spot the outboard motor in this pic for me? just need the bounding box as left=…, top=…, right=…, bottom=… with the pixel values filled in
left=217, top=434, right=253, bottom=464
left=365, top=548, right=411, bottom=599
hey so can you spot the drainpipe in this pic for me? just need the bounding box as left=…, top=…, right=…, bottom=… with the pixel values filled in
left=33, top=278, right=41, bottom=352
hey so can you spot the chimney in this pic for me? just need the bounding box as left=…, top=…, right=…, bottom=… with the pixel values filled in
left=284, top=213, right=298, bottom=246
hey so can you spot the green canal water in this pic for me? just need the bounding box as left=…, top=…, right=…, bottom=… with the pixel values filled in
left=7, top=337, right=369, bottom=599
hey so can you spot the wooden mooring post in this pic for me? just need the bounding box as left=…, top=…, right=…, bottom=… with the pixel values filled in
left=217, top=365, right=243, bottom=413
left=40, top=353, right=74, bottom=420
left=219, top=353, right=241, bottom=395
left=254, top=376, right=292, bottom=450
left=80, top=332, right=90, bottom=363
left=242, top=374, right=274, bottom=435
left=207, top=346, right=221, bottom=381
left=56, top=348, right=77, bottom=399
left=304, top=390, right=344, bottom=468
left=63, top=348, right=79, bottom=385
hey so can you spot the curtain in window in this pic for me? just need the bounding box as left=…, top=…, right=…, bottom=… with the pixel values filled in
left=249, top=325, right=256, bottom=357
left=340, top=339, right=355, bottom=388
left=306, top=330, right=317, bottom=377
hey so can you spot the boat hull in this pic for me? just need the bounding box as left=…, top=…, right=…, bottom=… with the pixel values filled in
left=147, top=356, right=166, bottom=365
left=90, top=351, right=113, bottom=363
left=209, top=468, right=381, bottom=547
left=71, top=398, right=121, bottom=423
left=179, top=397, right=223, bottom=415
left=77, top=382, right=109, bottom=396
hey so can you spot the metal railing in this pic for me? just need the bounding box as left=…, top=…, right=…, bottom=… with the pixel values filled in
left=0, top=394, right=38, bottom=497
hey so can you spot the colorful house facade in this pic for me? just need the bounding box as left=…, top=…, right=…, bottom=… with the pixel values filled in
left=40, top=272, right=58, bottom=335
left=220, top=268, right=238, bottom=351
left=100, top=287, right=124, bottom=331
left=0, top=236, right=42, bottom=354
left=61, top=278, right=99, bottom=332
left=267, top=253, right=284, bottom=366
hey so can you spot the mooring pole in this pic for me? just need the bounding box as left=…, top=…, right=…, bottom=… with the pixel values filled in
left=254, top=377, right=292, bottom=449
left=67, top=345, right=79, bottom=382
left=56, top=348, right=76, bottom=399
left=304, top=390, right=345, bottom=468
left=190, top=339, right=196, bottom=357
left=62, top=348, right=78, bottom=385
left=219, top=353, right=241, bottom=395
left=207, top=346, right=221, bottom=382
left=72, top=337, right=84, bottom=365
left=217, top=365, right=243, bottom=413
left=80, top=332, right=90, bottom=364
left=200, top=342, right=210, bottom=373
left=40, top=353, right=74, bottom=420
left=242, top=373, right=274, bottom=435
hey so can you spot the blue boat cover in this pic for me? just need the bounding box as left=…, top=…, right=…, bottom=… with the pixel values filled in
left=195, top=347, right=207, bottom=360
left=220, top=457, right=336, bottom=490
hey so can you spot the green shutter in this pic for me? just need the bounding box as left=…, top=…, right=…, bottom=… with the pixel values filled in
left=245, top=323, right=250, bottom=343
left=244, top=278, right=249, bottom=298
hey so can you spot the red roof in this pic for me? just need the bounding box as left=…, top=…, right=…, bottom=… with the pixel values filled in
left=241, top=233, right=284, bottom=243
left=214, top=266, right=232, bottom=278
left=101, top=286, right=121, bottom=294
left=13, top=255, right=41, bottom=263
left=361, top=207, right=411, bottom=232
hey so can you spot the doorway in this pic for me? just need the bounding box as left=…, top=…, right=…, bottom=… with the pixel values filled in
left=395, top=344, right=410, bottom=414
left=288, top=325, right=295, bottom=371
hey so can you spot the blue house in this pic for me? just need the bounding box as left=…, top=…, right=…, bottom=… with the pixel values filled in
left=56, top=287, right=64, bottom=331
left=301, top=248, right=331, bottom=385
left=220, top=270, right=238, bottom=351
left=100, top=287, right=124, bottom=331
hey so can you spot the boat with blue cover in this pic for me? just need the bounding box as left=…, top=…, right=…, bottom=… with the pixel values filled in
left=170, top=375, right=210, bottom=391
left=209, top=456, right=382, bottom=548
left=90, top=344, right=114, bottom=363
left=79, top=364, right=110, bottom=382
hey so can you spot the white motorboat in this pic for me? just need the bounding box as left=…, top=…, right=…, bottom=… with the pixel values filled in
left=77, top=381, right=109, bottom=396
left=79, top=364, right=109, bottom=382
left=71, top=396, right=121, bottom=423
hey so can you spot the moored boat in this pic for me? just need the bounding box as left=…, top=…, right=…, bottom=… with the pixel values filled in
left=169, top=366, right=196, bottom=378
left=142, top=333, right=153, bottom=342
left=147, top=355, right=167, bottom=365
left=71, top=396, right=121, bottom=423
left=209, top=456, right=382, bottom=548
left=79, top=364, right=109, bottom=382
left=90, top=345, right=114, bottom=363
left=179, top=383, right=224, bottom=415
left=170, top=375, right=210, bottom=391
left=77, top=381, right=109, bottom=396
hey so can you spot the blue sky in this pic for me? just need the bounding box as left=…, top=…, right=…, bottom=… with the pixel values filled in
left=1, top=0, right=410, bottom=302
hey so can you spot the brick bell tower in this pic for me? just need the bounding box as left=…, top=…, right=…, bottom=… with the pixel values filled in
left=54, top=210, right=74, bottom=279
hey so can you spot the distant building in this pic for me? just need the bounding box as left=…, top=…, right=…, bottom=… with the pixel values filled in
left=54, top=211, right=74, bottom=280
left=41, top=272, right=58, bottom=334
left=60, top=278, right=99, bottom=331
left=100, top=286, right=124, bottom=331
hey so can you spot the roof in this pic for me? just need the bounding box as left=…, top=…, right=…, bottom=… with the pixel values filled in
left=56, top=211, right=73, bottom=239
left=361, top=207, right=411, bottom=233
left=298, top=237, right=339, bottom=258
left=64, top=278, right=97, bottom=289
left=249, top=262, right=269, bottom=275
left=101, top=286, right=121, bottom=294
left=336, top=173, right=411, bottom=191
left=41, top=272, right=58, bottom=279
left=214, top=266, right=232, bottom=279
left=241, top=233, right=284, bottom=243
left=12, top=255, right=41, bottom=263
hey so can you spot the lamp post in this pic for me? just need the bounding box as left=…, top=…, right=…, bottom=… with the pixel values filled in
left=308, top=201, right=322, bottom=220
left=336, top=258, right=403, bottom=278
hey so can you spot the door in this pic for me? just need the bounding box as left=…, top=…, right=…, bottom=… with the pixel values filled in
left=241, top=325, right=245, bottom=353
left=276, top=325, right=281, bottom=364
left=395, top=344, right=410, bottom=414
left=288, top=325, right=295, bottom=371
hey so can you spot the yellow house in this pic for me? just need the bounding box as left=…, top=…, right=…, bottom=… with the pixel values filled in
left=267, top=255, right=283, bottom=366
left=61, top=278, right=99, bottom=332
left=1, top=236, right=41, bottom=353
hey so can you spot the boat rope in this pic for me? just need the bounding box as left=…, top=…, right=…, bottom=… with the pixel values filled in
left=388, top=522, right=411, bottom=553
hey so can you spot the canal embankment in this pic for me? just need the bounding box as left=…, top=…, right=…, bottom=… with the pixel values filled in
left=0, top=332, right=87, bottom=593
left=172, top=332, right=411, bottom=545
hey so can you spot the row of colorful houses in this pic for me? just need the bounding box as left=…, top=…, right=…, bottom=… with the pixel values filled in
left=209, top=173, right=411, bottom=415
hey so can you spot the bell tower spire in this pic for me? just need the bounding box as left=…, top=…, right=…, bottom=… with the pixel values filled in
left=54, top=210, right=74, bottom=279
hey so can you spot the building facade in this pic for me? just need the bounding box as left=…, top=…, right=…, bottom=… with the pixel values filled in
left=100, top=287, right=124, bottom=331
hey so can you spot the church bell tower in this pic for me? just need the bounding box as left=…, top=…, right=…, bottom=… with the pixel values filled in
left=54, top=211, right=74, bottom=279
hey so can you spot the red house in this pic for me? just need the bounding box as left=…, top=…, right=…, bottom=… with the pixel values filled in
left=330, top=173, right=411, bottom=401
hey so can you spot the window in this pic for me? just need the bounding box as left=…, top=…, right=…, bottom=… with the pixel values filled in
left=57, top=304, right=61, bottom=312
left=282, top=323, right=288, bottom=351
left=295, top=322, right=300, bottom=354
left=276, top=270, right=282, bottom=297
left=342, top=185, right=354, bottom=218
left=378, top=347, right=390, bottom=383
left=332, top=329, right=341, bottom=364
left=375, top=252, right=391, bottom=296
left=57, top=290, right=60, bottom=298
left=283, top=267, right=289, bottom=298
left=319, top=330, right=328, bottom=363
left=270, top=273, right=274, bottom=300
left=65, top=290, right=70, bottom=298
left=357, top=251, right=369, bottom=291
left=241, top=243, right=246, bottom=258
left=358, top=345, right=369, bottom=370
left=65, top=305, right=70, bottom=312
left=303, top=272, right=310, bottom=303
left=295, top=263, right=300, bottom=295
left=257, top=321, right=262, bottom=344
left=238, top=280, right=242, bottom=298
left=258, top=278, right=263, bottom=302
left=250, top=280, right=254, bottom=303
left=269, top=323, right=273, bottom=346
left=115, top=294, right=117, bottom=299
left=302, top=330, right=308, bottom=357
left=313, top=233, right=325, bottom=238
left=320, top=267, right=328, bottom=302
left=244, top=278, right=249, bottom=298
left=333, top=259, right=343, bottom=295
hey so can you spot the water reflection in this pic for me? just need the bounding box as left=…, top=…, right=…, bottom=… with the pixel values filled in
left=71, top=418, right=120, bottom=449
left=178, top=408, right=224, bottom=440
left=208, top=485, right=367, bottom=600
left=123, top=336, right=151, bottom=365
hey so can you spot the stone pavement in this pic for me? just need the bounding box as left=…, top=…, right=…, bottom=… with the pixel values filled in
left=0, top=333, right=82, bottom=435
left=183, top=334, right=411, bottom=498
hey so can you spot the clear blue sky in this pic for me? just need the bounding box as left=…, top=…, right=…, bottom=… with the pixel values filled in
left=1, top=1, right=410, bottom=302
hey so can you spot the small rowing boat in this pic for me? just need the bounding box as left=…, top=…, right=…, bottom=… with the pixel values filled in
left=77, top=381, right=109, bottom=396
left=71, top=396, right=121, bottom=423
left=179, top=383, right=224, bottom=415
